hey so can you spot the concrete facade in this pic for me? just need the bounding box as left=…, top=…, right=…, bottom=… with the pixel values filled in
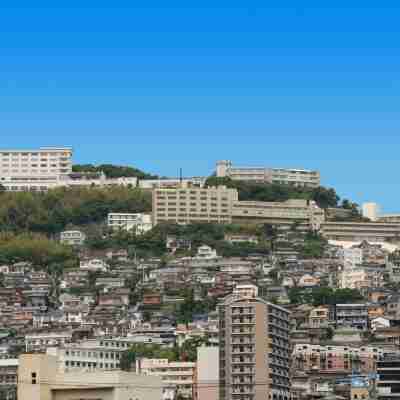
left=17, top=353, right=162, bottom=400
left=219, top=293, right=290, bottom=400
left=152, top=186, right=238, bottom=225
left=216, top=160, right=320, bottom=188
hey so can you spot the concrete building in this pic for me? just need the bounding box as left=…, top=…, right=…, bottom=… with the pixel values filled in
left=321, top=221, right=400, bottom=242
left=334, top=304, right=369, bottom=330
left=136, top=358, right=195, bottom=399
left=218, top=291, right=290, bottom=400
left=293, top=344, right=383, bottom=374
left=196, top=346, right=219, bottom=400
left=139, top=177, right=206, bottom=189
left=216, top=160, right=320, bottom=188
left=377, top=353, right=400, bottom=400
left=60, top=230, right=86, bottom=246
left=0, top=147, right=138, bottom=191
left=108, top=213, right=152, bottom=234
left=25, top=331, right=72, bottom=352
left=232, top=199, right=324, bottom=230
left=152, top=186, right=238, bottom=225
left=362, top=202, right=380, bottom=221
left=17, top=353, right=162, bottom=400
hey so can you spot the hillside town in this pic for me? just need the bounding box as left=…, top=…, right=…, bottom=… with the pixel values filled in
left=1, top=147, right=400, bottom=400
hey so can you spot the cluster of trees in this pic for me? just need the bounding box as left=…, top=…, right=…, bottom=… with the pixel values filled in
left=297, top=232, right=328, bottom=258
left=0, top=186, right=151, bottom=235
left=0, top=233, right=77, bottom=267
left=72, top=164, right=158, bottom=179
left=288, top=286, right=364, bottom=306
left=173, top=288, right=217, bottom=324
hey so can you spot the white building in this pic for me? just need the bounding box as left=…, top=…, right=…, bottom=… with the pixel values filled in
left=60, top=230, right=86, bottom=246
left=196, top=245, right=218, bottom=259
left=135, top=358, right=196, bottom=399
left=139, top=177, right=206, bottom=189
left=216, top=160, right=320, bottom=188
left=108, top=213, right=152, bottom=234
left=341, top=247, right=363, bottom=270
left=80, top=258, right=109, bottom=272
left=362, top=202, right=380, bottom=221
left=25, top=331, right=72, bottom=352
left=0, top=147, right=139, bottom=191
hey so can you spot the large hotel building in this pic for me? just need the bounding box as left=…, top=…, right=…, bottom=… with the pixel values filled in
left=219, top=286, right=291, bottom=400
left=216, top=160, right=320, bottom=188
left=152, top=186, right=239, bottom=225
left=0, top=147, right=137, bottom=191
left=0, top=147, right=72, bottom=191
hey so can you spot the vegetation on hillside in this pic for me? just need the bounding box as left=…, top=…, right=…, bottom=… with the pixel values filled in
left=0, top=233, right=77, bottom=267
left=288, top=287, right=364, bottom=306
left=72, top=164, right=158, bottom=179
left=0, top=187, right=151, bottom=235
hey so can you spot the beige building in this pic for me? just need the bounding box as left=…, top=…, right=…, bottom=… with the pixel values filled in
left=196, top=346, right=219, bottom=400
left=17, top=353, right=162, bottom=400
left=216, top=160, right=320, bottom=188
left=135, top=358, right=195, bottom=398
left=152, top=186, right=238, bottom=225
left=321, top=221, right=400, bottom=242
left=362, top=202, right=379, bottom=221
left=219, top=291, right=290, bottom=400
left=232, top=199, right=324, bottom=230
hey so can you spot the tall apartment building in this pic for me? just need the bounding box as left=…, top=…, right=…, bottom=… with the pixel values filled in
left=152, top=186, right=239, bottom=225
left=377, top=353, right=400, bottom=400
left=218, top=291, right=290, bottom=400
left=216, top=160, right=320, bottom=188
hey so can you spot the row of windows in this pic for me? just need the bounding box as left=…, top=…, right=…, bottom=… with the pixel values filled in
left=65, top=361, right=119, bottom=369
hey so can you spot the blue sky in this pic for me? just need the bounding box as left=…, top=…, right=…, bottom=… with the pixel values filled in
left=1, top=1, right=400, bottom=212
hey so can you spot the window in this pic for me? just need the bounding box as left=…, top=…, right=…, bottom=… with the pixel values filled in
left=31, top=372, right=37, bottom=384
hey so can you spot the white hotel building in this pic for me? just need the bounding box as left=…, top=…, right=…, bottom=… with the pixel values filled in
left=0, top=147, right=137, bottom=191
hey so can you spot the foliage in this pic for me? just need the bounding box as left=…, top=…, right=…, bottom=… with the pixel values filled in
left=288, top=286, right=364, bottom=306
left=174, top=288, right=217, bottom=324
left=0, top=233, right=77, bottom=267
left=297, top=232, right=328, bottom=258
left=0, top=187, right=151, bottom=235
left=72, top=164, right=158, bottom=179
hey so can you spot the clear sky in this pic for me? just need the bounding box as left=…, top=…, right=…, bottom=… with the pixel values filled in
left=1, top=1, right=400, bottom=212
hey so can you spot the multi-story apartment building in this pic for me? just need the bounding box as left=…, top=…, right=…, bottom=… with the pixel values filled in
left=292, top=344, right=383, bottom=374
left=152, top=186, right=238, bottom=225
left=136, top=358, right=196, bottom=399
left=216, top=160, right=320, bottom=188
left=107, top=212, right=152, bottom=234
left=377, top=353, right=400, bottom=400
left=25, top=330, right=72, bottom=352
left=232, top=199, right=325, bottom=230
left=334, top=304, right=369, bottom=330
left=321, top=221, right=400, bottom=243
left=218, top=291, right=291, bottom=400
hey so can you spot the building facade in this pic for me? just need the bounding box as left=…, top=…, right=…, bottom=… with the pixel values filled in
left=321, top=222, right=400, bottom=242
left=377, top=353, right=400, bottom=400
left=152, top=186, right=238, bottom=225
left=219, top=292, right=290, bottom=400
left=60, top=230, right=86, bottom=246
left=232, top=200, right=324, bottom=230
left=216, top=160, right=320, bottom=188
left=107, top=213, right=152, bottom=234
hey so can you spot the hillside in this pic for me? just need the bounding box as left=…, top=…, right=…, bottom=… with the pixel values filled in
left=0, top=186, right=151, bottom=235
